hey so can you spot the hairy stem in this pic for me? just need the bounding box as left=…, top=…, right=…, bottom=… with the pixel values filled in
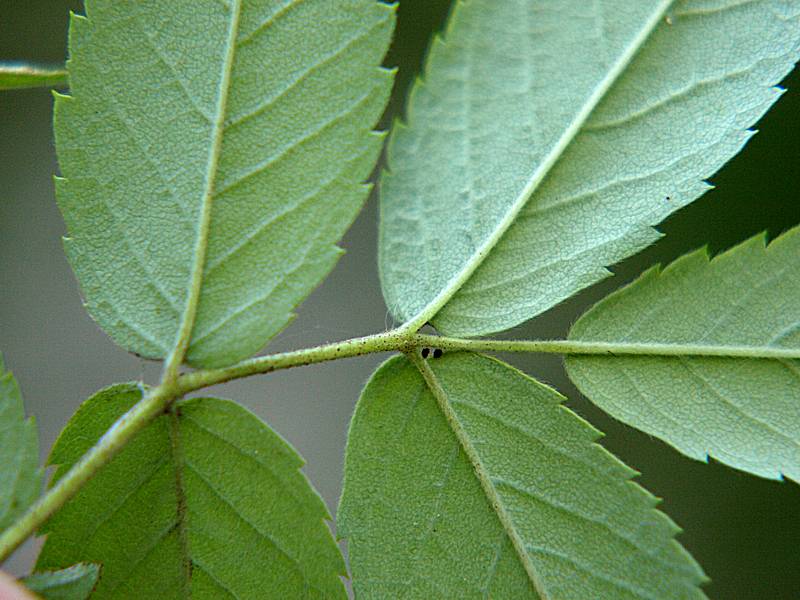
left=412, top=335, right=800, bottom=360
left=178, top=333, right=800, bottom=394
left=176, top=330, right=414, bottom=392
left=3, top=327, right=798, bottom=562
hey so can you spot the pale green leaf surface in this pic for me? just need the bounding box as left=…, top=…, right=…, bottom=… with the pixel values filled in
left=339, top=353, right=706, bottom=599
left=0, top=354, right=41, bottom=533
left=22, top=563, right=100, bottom=600
left=380, top=0, right=800, bottom=336
left=57, top=0, right=395, bottom=368
left=566, top=226, right=800, bottom=482
left=37, top=384, right=346, bottom=599
left=0, top=63, right=67, bottom=90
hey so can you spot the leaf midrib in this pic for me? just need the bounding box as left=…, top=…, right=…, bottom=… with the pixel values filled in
left=397, top=0, right=675, bottom=335
left=163, top=0, right=244, bottom=379
left=410, top=353, right=548, bottom=598
left=168, top=408, right=192, bottom=597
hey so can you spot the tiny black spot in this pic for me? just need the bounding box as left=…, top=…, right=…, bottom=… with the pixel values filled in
left=665, top=196, right=671, bottom=201
left=433, top=348, right=443, bottom=359
left=421, top=348, right=430, bottom=359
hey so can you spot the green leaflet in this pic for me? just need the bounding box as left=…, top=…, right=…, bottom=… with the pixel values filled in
left=0, top=63, right=67, bottom=90
left=0, top=354, right=41, bottom=533
left=566, top=226, right=800, bottom=482
left=339, top=353, right=706, bottom=599
left=57, top=0, right=395, bottom=368
left=22, top=563, right=100, bottom=600
left=380, top=0, right=800, bottom=336
left=37, top=384, right=346, bottom=599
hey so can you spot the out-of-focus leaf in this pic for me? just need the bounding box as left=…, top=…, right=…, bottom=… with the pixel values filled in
left=22, top=563, right=100, bottom=600
left=0, top=353, right=41, bottom=533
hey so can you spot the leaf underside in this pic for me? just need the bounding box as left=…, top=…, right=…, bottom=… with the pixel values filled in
left=22, top=563, right=100, bottom=600
left=0, top=354, right=41, bottom=534
left=339, top=353, right=706, bottom=599
left=567, top=226, right=800, bottom=482
left=0, top=63, right=67, bottom=90
left=36, top=384, right=346, bottom=599
left=57, top=0, right=395, bottom=368
left=380, top=0, right=800, bottom=336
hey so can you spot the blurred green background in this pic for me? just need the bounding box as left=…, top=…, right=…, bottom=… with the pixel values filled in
left=1, top=1, right=798, bottom=597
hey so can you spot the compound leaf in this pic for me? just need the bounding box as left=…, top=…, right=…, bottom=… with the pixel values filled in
left=566, top=226, right=800, bottom=482
left=380, top=0, right=800, bottom=336
left=0, top=354, right=41, bottom=534
left=37, top=384, right=346, bottom=599
left=57, top=0, right=395, bottom=368
left=339, top=353, right=706, bottom=599
left=0, top=63, right=67, bottom=90
left=22, top=563, right=100, bottom=600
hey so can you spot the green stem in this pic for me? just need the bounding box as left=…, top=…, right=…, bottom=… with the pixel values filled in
left=178, top=334, right=800, bottom=395
left=176, top=329, right=413, bottom=393
left=173, top=332, right=800, bottom=397
left=0, top=63, right=67, bottom=91
left=412, top=335, right=800, bottom=360
left=3, top=327, right=798, bottom=562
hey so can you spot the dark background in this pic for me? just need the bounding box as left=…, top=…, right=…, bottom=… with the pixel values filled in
left=1, top=1, right=798, bottom=597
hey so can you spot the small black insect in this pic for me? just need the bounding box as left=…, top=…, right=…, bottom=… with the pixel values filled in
left=421, top=347, right=430, bottom=359
left=432, top=348, right=443, bottom=359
